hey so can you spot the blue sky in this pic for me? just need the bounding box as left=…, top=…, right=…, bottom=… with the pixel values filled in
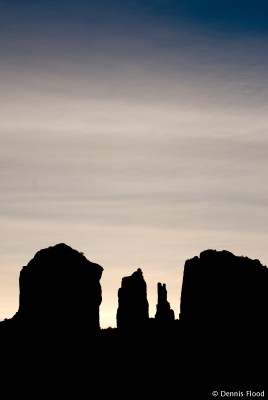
left=0, top=0, right=267, bottom=327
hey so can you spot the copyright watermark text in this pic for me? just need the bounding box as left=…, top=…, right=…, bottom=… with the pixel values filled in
left=212, top=391, right=265, bottom=398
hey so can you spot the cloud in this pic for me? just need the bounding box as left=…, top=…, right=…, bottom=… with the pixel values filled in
left=1, top=65, right=267, bottom=233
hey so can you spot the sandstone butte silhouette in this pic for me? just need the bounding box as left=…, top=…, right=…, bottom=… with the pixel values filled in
left=0, top=243, right=267, bottom=397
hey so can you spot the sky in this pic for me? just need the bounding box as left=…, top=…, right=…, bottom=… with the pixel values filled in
left=0, top=0, right=267, bottom=328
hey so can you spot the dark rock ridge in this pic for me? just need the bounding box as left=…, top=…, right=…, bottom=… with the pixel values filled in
left=179, top=249, right=268, bottom=324
left=14, top=243, right=103, bottom=333
left=116, top=268, right=149, bottom=331
left=0, top=246, right=267, bottom=395
left=155, top=283, right=175, bottom=323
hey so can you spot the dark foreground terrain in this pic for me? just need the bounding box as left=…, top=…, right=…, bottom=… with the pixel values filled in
left=0, top=245, right=267, bottom=398
left=0, top=319, right=266, bottom=398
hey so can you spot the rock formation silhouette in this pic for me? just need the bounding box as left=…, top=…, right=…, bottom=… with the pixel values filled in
left=179, top=249, right=268, bottom=324
left=13, top=243, right=103, bottom=335
left=155, top=283, right=175, bottom=323
left=116, top=268, right=149, bottom=331
left=0, top=245, right=267, bottom=397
